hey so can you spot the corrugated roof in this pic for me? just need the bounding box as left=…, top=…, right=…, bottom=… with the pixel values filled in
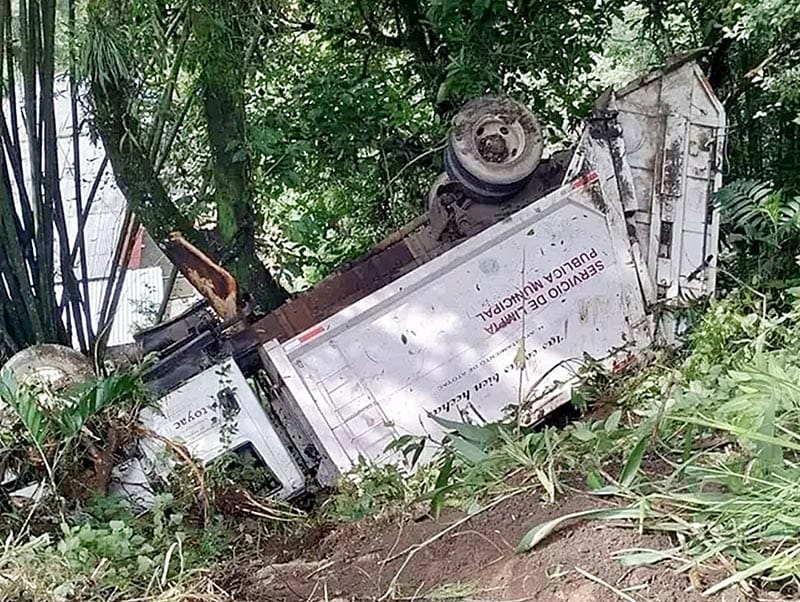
left=57, top=267, right=164, bottom=347
left=104, top=267, right=164, bottom=346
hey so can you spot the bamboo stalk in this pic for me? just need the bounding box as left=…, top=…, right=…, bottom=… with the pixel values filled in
left=69, top=0, right=94, bottom=344
left=0, top=157, right=43, bottom=340
left=37, top=0, right=79, bottom=347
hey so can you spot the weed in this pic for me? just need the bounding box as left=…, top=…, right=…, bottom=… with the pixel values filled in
left=310, top=286, right=800, bottom=595
left=0, top=369, right=236, bottom=602
left=0, top=492, right=226, bottom=602
left=504, top=291, right=800, bottom=595
left=322, top=460, right=425, bottom=522
left=0, top=369, right=148, bottom=510
left=206, top=447, right=280, bottom=497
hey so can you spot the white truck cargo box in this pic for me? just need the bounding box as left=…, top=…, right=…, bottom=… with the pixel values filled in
left=565, top=60, right=726, bottom=340
left=262, top=173, right=651, bottom=480
left=615, top=61, right=725, bottom=304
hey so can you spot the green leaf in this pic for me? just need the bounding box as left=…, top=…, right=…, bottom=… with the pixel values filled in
left=384, top=435, right=414, bottom=453
left=536, top=467, right=555, bottom=502
left=137, top=555, right=154, bottom=573
left=430, top=455, right=455, bottom=517
left=5, top=385, right=52, bottom=446
left=431, top=415, right=495, bottom=445
left=671, top=415, right=800, bottom=452
left=409, top=440, right=425, bottom=467
left=572, top=423, right=595, bottom=442
left=618, top=436, right=648, bottom=488
left=604, top=410, right=622, bottom=433
left=589, top=485, right=622, bottom=496
left=450, top=436, right=489, bottom=464
left=776, top=514, right=800, bottom=528
left=613, top=549, right=674, bottom=566
left=585, top=470, right=605, bottom=491
left=517, top=506, right=641, bottom=552
left=703, top=555, right=779, bottom=596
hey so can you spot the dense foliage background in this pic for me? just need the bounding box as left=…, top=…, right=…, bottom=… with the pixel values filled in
left=80, top=0, right=800, bottom=291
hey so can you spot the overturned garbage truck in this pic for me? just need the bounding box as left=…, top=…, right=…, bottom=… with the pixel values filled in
left=111, top=57, right=725, bottom=504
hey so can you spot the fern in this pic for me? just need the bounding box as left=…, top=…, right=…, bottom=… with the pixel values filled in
left=716, top=179, right=800, bottom=287
left=780, top=196, right=800, bottom=231
left=717, top=180, right=775, bottom=226
left=718, top=179, right=800, bottom=232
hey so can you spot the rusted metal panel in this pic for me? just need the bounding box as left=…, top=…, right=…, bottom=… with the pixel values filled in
left=247, top=312, right=288, bottom=345
left=350, top=254, right=384, bottom=290
left=278, top=299, right=317, bottom=333
left=404, top=229, right=439, bottom=263
left=271, top=308, right=296, bottom=338
left=306, top=270, right=360, bottom=320
left=364, top=242, right=415, bottom=286
left=247, top=241, right=420, bottom=346
left=162, top=233, right=239, bottom=322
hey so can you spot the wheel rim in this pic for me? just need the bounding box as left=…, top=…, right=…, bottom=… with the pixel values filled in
left=472, top=114, right=527, bottom=164
left=444, top=144, right=524, bottom=201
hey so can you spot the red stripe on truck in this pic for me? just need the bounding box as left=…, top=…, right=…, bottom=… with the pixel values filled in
left=612, top=353, right=636, bottom=373
left=572, top=171, right=599, bottom=189
left=298, top=325, right=325, bottom=344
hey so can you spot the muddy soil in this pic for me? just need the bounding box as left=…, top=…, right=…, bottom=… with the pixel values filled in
left=218, top=491, right=750, bottom=602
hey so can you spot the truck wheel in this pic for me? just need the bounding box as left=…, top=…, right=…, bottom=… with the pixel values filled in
left=2, top=344, right=93, bottom=389
left=446, top=96, right=543, bottom=202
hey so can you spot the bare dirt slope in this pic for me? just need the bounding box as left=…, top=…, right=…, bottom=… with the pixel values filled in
left=219, top=491, right=747, bottom=602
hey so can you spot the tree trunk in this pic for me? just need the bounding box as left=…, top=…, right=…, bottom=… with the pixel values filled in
left=85, top=0, right=288, bottom=318
left=91, top=80, right=202, bottom=247
left=194, top=0, right=287, bottom=313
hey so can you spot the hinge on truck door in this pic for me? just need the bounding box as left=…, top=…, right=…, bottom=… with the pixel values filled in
left=658, top=221, right=673, bottom=259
